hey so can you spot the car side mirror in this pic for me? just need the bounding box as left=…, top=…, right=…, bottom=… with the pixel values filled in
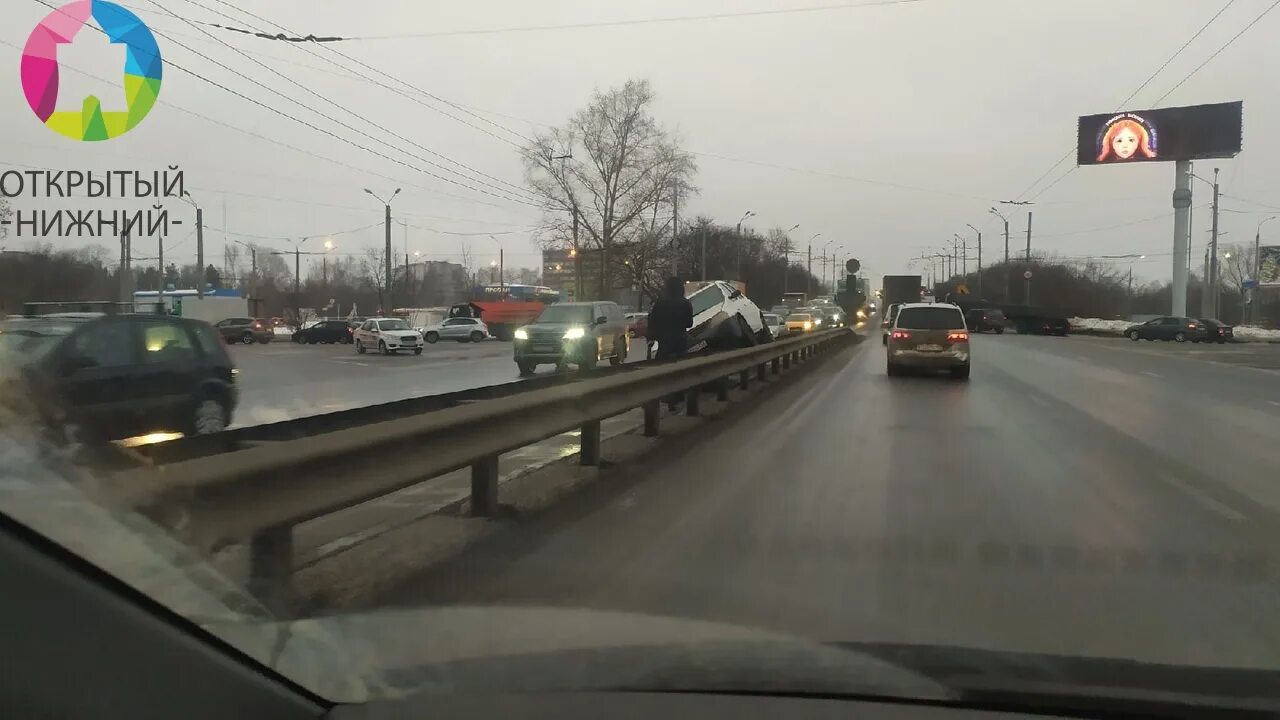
left=595, top=316, right=607, bottom=325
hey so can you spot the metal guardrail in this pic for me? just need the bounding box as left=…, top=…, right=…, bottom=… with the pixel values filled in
left=117, top=328, right=853, bottom=611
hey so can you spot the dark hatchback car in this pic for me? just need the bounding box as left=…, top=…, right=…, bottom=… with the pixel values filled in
left=0, top=314, right=238, bottom=442
left=1198, top=318, right=1234, bottom=344
left=964, top=308, right=1006, bottom=334
left=1125, top=316, right=1208, bottom=343
left=513, top=302, right=628, bottom=375
left=293, top=319, right=354, bottom=344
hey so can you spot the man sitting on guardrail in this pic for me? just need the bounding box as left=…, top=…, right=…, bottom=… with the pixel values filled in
left=648, top=276, right=694, bottom=410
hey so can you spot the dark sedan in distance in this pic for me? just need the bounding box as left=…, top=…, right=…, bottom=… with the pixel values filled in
left=1197, top=318, right=1233, bottom=344
left=292, top=319, right=354, bottom=344
left=1125, top=316, right=1209, bottom=343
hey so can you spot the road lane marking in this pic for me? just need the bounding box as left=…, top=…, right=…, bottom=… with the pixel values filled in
left=1160, top=473, right=1246, bottom=523
left=1268, top=400, right=1280, bottom=408
left=1140, top=371, right=1160, bottom=378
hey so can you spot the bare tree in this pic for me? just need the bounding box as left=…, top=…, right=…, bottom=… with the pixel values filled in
left=359, top=245, right=388, bottom=312
left=459, top=240, right=474, bottom=286
left=1220, top=242, right=1251, bottom=294
left=522, top=79, right=696, bottom=299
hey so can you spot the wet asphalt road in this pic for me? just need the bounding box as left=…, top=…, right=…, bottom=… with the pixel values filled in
left=383, top=330, right=1280, bottom=670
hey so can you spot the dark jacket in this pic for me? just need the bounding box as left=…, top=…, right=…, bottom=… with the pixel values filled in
left=648, top=294, right=693, bottom=358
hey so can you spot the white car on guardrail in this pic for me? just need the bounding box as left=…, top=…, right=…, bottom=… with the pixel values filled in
left=353, top=318, right=423, bottom=356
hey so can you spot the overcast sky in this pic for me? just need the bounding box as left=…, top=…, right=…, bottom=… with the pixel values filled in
left=5, top=0, right=1280, bottom=285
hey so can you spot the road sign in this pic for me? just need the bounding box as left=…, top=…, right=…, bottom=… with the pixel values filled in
left=1023, top=270, right=1033, bottom=280
left=845, top=258, right=861, bottom=274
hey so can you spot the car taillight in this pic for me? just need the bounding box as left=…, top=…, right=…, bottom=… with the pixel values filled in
left=947, top=331, right=968, bottom=343
left=253, top=322, right=262, bottom=328
left=1188, top=323, right=1197, bottom=328
left=890, top=330, right=910, bottom=340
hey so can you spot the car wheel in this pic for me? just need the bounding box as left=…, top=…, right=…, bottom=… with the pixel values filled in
left=610, top=336, right=626, bottom=366
left=355, top=340, right=366, bottom=354
left=425, top=332, right=439, bottom=344
left=995, top=327, right=1004, bottom=335
left=307, top=338, right=317, bottom=345
left=951, top=364, right=971, bottom=381
left=886, top=362, right=901, bottom=377
left=1128, top=330, right=1140, bottom=341
left=882, top=334, right=888, bottom=346
left=413, top=347, right=423, bottom=356
left=1218, top=339, right=1227, bottom=345
left=190, top=396, right=228, bottom=435
left=1174, top=332, right=1187, bottom=343
left=293, top=335, right=305, bottom=344
left=240, top=332, right=255, bottom=345
left=581, top=346, right=598, bottom=370
left=379, top=341, right=390, bottom=355
left=517, top=361, right=536, bottom=376
left=470, top=331, right=484, bottom=343
left=340, top=335, right=352, bottom=344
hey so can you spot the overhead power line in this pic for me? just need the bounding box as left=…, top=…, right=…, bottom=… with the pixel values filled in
left=1151, top=0, right=1280, bottom=105
left=144, top=0, right=537, bottom=203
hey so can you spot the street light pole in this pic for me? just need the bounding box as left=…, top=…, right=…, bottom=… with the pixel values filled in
left=782, top=224, right=799, bottom=294
left=184, top=192, right=204, bottom=299
left=966, top=223, right=982, bottom=299
left=735, top=210, right=754, bottom=281
left=365, top=187, right=401, bottom=312
left=807, top=233, right=821, bottom=297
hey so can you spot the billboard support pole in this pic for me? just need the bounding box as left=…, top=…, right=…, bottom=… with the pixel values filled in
left=1171, top=160, right=1192, bottom=317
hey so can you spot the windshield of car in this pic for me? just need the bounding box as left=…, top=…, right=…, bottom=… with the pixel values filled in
left=536, top=304, right=593, bottom=324
left=9, top=3, right=1280, bottom=716
left=895, top=307, right=965, bottom=330
left=688, top=285, right=726, bottom=317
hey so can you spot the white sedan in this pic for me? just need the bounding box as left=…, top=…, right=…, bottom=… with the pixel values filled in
left=420, top=317, right=490, bottom=344
left=353, top=318, right=423, bottom=355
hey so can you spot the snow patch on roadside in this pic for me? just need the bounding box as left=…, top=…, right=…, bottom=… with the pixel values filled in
left=1235, top=326, right=1280, bottom=342
left=1070, top=317, right=1280, bottom=342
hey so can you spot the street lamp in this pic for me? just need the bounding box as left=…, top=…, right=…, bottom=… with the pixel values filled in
left=365, top=187, right=401, bottom=311
left=989, top=207, right=1011, bottom=301
left=807, top=233, right=822, bottom=296
left=322, top=239, right=335, bottom=286
left=735, top=210, right=755, bottom=279
left=782, top=224, right=799, bottom=293
left=489, top=259, right=498, bottom=285
left=966, top=222, right=982, bottom=297
left=489, top=234, right=505, bottom=294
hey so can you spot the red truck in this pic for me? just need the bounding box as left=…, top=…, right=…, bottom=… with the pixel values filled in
left=447, top=301, right=545, bottom=341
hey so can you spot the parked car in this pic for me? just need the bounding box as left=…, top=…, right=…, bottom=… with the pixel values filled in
left=512, top=301, right=628, bottom=375
left=1198, top=318, right=1233, bottom=344
left=213, top=317, right=273, bottom=345
left=625, top=312, right=649, bottom=339
left=1124, top=316, right=1208, bottom=343
left=1, top=314, right=237, bottom=441
left=292, top=319, right=354, bottom=344
left=964, top=308, right=1006, bottom=334
left=421, top=317, right=490, bottom=344
left=763, top=313, right=785, bottom=338
left=353, top=318, right=423, bottom=355
left=886, top=303, right=970, bottom=380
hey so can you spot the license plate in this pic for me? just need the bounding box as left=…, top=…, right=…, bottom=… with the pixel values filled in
left=917, top=344, right=943, bottom=352
left=533, top=344, right=556, bottom=352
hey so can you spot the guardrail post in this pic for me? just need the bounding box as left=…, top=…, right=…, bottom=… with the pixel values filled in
left=471, top=455, right=499, bottom=517
left=686, top=387, right=701, bottom=416
left=771, top=357, right=780, bottom=375
left=757, top=363, right=767, bottom=382
left=643, top=400, right=660, bottom=436
left=782, top=353, right=791, bottom=370
left=581, top=420, right=601, bottom=466
left=717, top=377, right=730, bottom=401
left=739, top=370, right=749, bottom=390
left=247, top=526, right=294, bottom=616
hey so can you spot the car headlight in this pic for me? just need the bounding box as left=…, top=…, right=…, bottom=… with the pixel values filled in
left=514, top=328, right=529, bottom=340
left=803, top=321, right=812, bottom=330
left=563, top=327, right=586, bottom=340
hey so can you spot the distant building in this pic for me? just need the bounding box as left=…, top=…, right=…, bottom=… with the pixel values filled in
left=397, top=260, right=469, bottom=306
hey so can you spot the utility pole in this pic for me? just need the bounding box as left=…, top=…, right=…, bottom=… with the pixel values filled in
left=1002, top=217, right=1009, bottom=301
left=157, top=234, right=165, bottom=313
left=195, top=207, right=204, bottom=299
left=1255, top=217, right=1276, bottom=323
left=735, top=211, right=753, bottom=281
left=365, top=188, right=401, bottom=313
left=118, top=227, right=130, bottom=304
left=670, top=180, right=679, bottom=277
left=807, top=243, right=812, bottom=296
left=1172, top=161, right=1192, bottom=317
left=1209, top=168, right=1221, bottom=319
left=976, top=232, right=982, bottom=298
left=572, top=212, right=582, bottom=299
left=1024, top=211, right=1033, bottom=304
left=700, top=226, right=707, bottom=282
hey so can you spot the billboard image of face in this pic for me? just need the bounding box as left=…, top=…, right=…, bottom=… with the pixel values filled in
left=1096, top=115, right=1157, bottom=162
left=1077, top=101, right=1242, bottom=166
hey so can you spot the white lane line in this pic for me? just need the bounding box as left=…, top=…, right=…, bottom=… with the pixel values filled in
left=1160, top=473, right=1246, bottom=523
left=1269, top=400, right=1280, bottom=407
left=1028, top=395, right=1051, bottom=408
left=1140, top=371, right=1160, bottom=378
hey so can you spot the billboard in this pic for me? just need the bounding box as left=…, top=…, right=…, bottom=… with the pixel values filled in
left=1260, top=246, right=1280, bottom=287
left=1077, top=101, right=1242, bottom=166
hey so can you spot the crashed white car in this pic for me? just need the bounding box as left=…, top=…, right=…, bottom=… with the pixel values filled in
left=685, top=281, right=771, bottom=352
